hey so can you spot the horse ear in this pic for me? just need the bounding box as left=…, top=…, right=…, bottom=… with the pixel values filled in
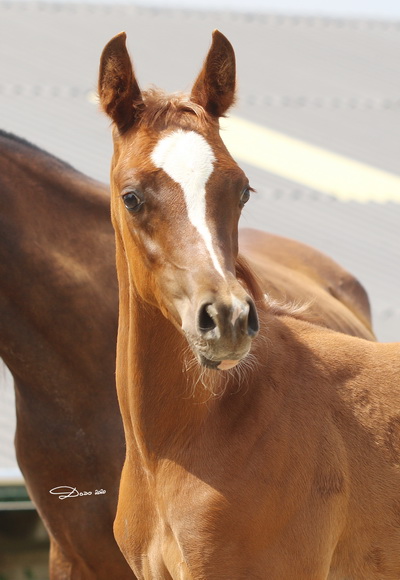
left=191, top=30, right=236, bottom=118
left=98, top=32, right=144, bottom=133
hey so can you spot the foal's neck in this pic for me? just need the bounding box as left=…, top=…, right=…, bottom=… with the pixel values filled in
left=117, top=284, right=254, bottom=461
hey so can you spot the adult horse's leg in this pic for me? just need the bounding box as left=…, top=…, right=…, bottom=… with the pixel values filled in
left=49, top=541, right=72, bottom=580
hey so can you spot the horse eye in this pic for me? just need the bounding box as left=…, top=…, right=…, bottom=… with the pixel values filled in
left=240, top=187, right=251, bottom=206
left=122, top=191, right=143, bottom=213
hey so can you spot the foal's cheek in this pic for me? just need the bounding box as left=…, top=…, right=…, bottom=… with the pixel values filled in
left=138, top=235, right=163, bottom=269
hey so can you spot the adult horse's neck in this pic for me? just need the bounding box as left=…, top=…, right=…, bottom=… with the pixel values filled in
left=0, top=129, right=119, bottom=456
left=0, top=131, right=116, bottom=387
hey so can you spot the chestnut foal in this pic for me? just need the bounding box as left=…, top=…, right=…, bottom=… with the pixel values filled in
left=99, top=31, right=399, bottom=579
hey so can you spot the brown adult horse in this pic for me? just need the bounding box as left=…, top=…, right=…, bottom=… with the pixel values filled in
left=0, top=131, right=135, bottom=578
left=98, top=31, right=400, bottom=579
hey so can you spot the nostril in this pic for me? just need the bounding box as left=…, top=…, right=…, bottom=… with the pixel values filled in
left=198, top=303, right=217, bottom=333
left=247, top=300, right=259, bottom=337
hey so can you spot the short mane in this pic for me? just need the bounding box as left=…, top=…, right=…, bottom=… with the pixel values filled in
left=138, top=89, right=216, bottom=130
left=0, top=129, right=91, bottom=177
left=0, top=128, right=46, bottom=153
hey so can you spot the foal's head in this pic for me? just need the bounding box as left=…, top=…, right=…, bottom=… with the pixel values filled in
left=99, top=31, right=259, bottom=371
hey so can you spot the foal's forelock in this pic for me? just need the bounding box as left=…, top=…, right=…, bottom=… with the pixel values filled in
left=137, top=89, right=210, bottom=130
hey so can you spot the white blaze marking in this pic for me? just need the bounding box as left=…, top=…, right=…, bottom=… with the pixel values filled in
left=151, top=129, right=225, bottom=278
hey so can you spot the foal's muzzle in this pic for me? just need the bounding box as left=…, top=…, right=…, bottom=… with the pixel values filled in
left=197, top=299, right=259, bottom=341
left=189, top=294, right=259, bottom=370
